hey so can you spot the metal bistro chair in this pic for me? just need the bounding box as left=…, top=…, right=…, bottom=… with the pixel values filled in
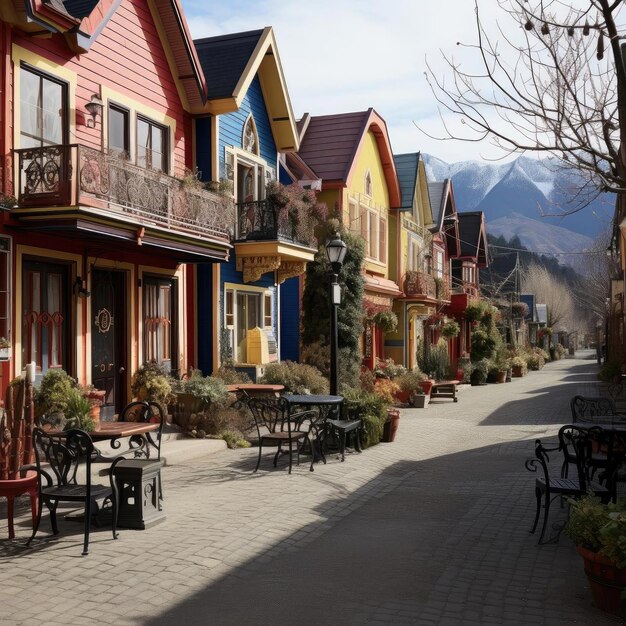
left=26, top=428, right=118, bottom=556
left=326, top=403, right=362, bottom=462
left=525, top=425, right=610, bottom=544
left=247, top=397, right=314, bottom=473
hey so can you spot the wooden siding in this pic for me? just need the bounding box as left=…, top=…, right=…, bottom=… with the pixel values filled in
left=218, top=75, right=277, bottom=170
left=279, top=276, right=299, bottom=361
left=9, top=0, right=190, bottom=176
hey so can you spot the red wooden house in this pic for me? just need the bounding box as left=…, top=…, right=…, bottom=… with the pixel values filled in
left=0, top=0, right=231, bottom=416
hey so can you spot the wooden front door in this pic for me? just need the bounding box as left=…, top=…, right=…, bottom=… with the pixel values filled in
left=91, top=269, right=126, bottom=419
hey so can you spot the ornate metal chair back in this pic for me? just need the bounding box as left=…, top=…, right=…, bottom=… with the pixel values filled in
left=557, top=424, right=592, bottom=490
left=571, top=395, right=616, bottom=423
left=247, top=397, right=292, bottom=437
left=119, top=400, right=164, bottom=459
left=32, top=427, right=94, bottom=487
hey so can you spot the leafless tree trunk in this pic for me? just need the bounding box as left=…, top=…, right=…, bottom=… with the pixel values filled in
left=425, top=0, right=626, bottom=207
left=521, top=262, right=579, bottom=330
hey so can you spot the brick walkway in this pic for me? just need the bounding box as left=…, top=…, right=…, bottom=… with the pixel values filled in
left=0, top=351, right=621, bottom=625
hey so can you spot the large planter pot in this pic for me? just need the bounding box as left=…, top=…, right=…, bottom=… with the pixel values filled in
left=381, top=408, right=400, bottom=443
left=420, top=380, right=434, bottom=396
left=394, top=389, right=411, bottom=404
left=495, top=371, right=506, bottom=384
left=576, top=545, right=626, bottom=614
left=512, top=365, right=524, bottom=378
left=87, top=390, right=106, bottom=431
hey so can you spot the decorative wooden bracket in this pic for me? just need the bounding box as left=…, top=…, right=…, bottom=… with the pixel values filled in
left=277, top=261, right=307, bottom=284
left=236, top=256, right=281, bottom=283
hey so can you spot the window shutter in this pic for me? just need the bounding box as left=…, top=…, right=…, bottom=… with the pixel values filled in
left=379, top=218, right=387, bottom=263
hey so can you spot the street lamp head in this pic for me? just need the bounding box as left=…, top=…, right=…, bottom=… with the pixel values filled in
left=326, top=234, right=347, bottom=274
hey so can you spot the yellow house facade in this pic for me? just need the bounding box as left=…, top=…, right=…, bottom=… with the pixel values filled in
left=386, top=153, right=436, bottom=369
left=297, top=109, right=402, bottom=369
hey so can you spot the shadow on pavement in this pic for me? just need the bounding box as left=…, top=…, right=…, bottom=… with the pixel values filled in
left=142, top=438, right=616, bottom=625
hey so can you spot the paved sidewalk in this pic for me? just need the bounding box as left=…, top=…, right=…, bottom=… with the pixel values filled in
left=0, top=351, right=621, bottom=625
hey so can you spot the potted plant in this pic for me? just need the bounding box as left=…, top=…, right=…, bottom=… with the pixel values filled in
left=63, top=387, right=95, bottom=432
left=465, top=301, right=486, bottom=322
left=34, top=368, right=77, bottom=428
left=441, top=320, right=460, bottom=339
left=511, top=301, right=529, bottom=318
left=395, top=370, right=427, bottom=405
left=411, top=388, right=427, bottom=408
left=130, top=362, right=175, bottom=412
left=511, top=356, right=527, bottom=377
left=470, top=359, right=489, bottom=386
left=565, top=494, right=626, bottom=614
left=372, top=310, right=398, bottom=333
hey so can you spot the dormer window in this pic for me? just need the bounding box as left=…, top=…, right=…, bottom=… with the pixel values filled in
left=364, top=171, right=372, bottom=197
left=243, top=115, right=259, bottom=155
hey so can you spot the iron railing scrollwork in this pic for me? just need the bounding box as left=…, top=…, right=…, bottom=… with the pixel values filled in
left=14, top=144, right=233, bottom=241
left=404, top=270, right=437, bottom=299
left=236, top=200, right=314, bottom=247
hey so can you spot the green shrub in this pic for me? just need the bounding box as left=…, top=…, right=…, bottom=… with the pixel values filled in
left=63, top=387, right=95, bottom=431
left=261, top=360, right=328, bottom=394
left=35, top=369, right=77, bottom=418
left=526, top=352, right=544, bottom=371
left=213, top=365, right=252, bottom=385
left=171, top=370, right=229, bottom=409
left=342, top=387, right=387, bottom=448
left=131, top=362, right=174, bottom=408
left=300, top=339, right=330, bottom=376
left=470, top=359, right=489, bottom=385
left=373, top=358, right=406, bottom=379
left=470, top=328, right=496, bottom=362
left=422, top=339, right=450, bottom=380
left=441, top=320, right=460, bottom=338
left=220, top=430, right=251, bottom=449
left=565, top=494, right=626, bottom=567
left=395, top=370, right=427, bottom=393
left=465, top=301, right=487, bottom=322
left=457, top=356, right=472, bottom=383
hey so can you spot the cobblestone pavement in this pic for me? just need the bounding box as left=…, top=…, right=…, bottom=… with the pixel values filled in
left=1, top=351, right=622, bottom=625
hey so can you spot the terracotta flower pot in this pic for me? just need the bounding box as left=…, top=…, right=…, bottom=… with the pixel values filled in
left=576, top=545, right=626, bottom=614
left=420, top=380, right=434, bottom=396
left=381, top=408, right=400, bottom=442
left=495, top=371, right=506, bottom=384
left=512, top=365, right=524, bottom=378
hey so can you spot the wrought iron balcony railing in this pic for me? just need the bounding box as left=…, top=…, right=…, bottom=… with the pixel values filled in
left=236, top=200, right=316, bottom=247
left=404, top=270, right=436, bottom=299
left=451, top=282, right=479, bottom=299
left=14, top=144, right=233, bottom=241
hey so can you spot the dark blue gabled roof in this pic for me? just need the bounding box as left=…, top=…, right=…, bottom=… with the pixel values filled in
left=393, top=152, right=420, bottom=211
left=194, top=29, right=264, bottom=101
left=60, top=0, right=100, bottom=18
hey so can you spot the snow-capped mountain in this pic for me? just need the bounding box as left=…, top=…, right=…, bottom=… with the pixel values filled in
left=487, top=212, right=593, bottom=260
left=423, top=154, right=613, bottom=238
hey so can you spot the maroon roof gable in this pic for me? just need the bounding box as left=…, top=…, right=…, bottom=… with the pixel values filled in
left=297, top=108, right=401, bottom=207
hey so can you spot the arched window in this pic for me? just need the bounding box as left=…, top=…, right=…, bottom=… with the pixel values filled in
left=364, top=170, right=373, bottom=197
left=243, top=115, right=259, bottom=155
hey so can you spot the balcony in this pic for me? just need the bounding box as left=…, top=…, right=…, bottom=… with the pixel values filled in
left=452, top=282, right=479, bottom=299
left=404, top=270, right=436, bottom=299
left=14, top=144, right=234, bottom=246
left=236, top=200, right=316, bottom=248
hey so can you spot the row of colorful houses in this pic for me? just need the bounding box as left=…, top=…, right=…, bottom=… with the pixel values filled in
left=0, top=0, right=489, bottom=417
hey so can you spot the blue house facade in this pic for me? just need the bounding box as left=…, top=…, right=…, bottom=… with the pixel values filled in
left=193, top=28, right=315, bottom=374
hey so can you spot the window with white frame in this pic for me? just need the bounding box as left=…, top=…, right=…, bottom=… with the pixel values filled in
left=434, top=247, right=445, bottom=279
left=242, top=115, right=259, bottom=155
left=462, top=263, right=476, bottom=285
left=225, top=148, right=275, bottom=205
left=362, top=207, right=387, bottom=263
left=348, top=202, right=359, bottom=233
left=224, top=287, right=273, bottom=363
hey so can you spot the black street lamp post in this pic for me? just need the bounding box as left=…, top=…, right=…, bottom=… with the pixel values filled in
left=326, top=235, right=347, bottom=396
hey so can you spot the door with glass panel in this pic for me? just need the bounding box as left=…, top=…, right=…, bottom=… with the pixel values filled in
left=91, top=269, right=126, bottom=419
left=22, top=260, right=70, bottom=378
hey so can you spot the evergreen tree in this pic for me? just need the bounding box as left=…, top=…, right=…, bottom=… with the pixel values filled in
left=301, top=219, right=365, bottom=390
